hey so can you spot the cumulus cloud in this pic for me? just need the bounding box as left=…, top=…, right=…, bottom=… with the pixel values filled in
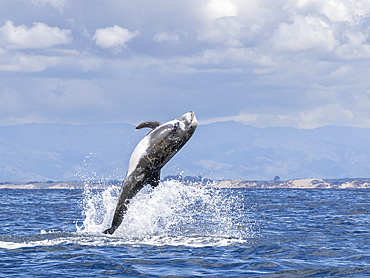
left=0, top=21, right=71, bottom=49
left=336, top=30, right=370, bottom=59
left=198, top=0, right=259, bottom=47
left=297, top=0, right=370, bottom=23
left=205, top=0, right=238, bottom=20
left=197, top=17, right=247, bottom=47
left=271, top=15, right=338, bottom=52
left=92, top=25, right=139, bottom=50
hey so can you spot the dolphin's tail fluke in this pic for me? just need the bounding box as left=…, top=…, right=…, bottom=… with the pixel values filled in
left=103, top=200, right=128, bottom=235
left=103, top=226, right=116, bottom=235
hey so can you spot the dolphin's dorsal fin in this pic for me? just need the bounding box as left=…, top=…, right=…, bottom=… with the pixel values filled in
left=136, top=121, right=162, bottom=130
left=148, top=170, right=161, bottom=189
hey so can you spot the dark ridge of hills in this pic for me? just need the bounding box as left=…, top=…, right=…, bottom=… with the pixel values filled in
left=1, top=122, right=370, bottom=181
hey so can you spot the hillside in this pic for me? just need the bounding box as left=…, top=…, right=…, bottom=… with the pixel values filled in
left=1, top=122, right=370, bottom=181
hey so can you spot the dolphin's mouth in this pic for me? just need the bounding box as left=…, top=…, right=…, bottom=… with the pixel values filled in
left=177, top=111, right=197, bottom=128
left=188, top=111, right=198, bottom=128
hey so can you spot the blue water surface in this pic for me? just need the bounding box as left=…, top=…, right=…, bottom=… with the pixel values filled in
left=0, top=182, right=369, bottom=277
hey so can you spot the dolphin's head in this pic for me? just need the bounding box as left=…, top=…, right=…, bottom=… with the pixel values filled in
left=174, top=111, right=197, bottom=141
left=147, top=112, right=197, bottom=166
left=149, top=111, right=197, bottom=166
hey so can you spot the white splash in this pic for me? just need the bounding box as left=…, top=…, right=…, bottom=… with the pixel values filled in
left=77, top=180, right=253, bottom=246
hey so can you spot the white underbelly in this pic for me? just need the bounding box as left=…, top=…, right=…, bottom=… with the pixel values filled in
left=127, top=136, right=150, bottom=176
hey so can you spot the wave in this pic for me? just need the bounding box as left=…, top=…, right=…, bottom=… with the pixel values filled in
left=0, top=181, right=254, bottom=250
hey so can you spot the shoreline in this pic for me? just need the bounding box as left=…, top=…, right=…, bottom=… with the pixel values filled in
left=0, top=178, right=369, bottom=189
left=208, top=178, right=370, bottom=189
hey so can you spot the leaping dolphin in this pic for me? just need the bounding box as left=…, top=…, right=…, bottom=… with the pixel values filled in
left=103, top=112, right=197, bottom=235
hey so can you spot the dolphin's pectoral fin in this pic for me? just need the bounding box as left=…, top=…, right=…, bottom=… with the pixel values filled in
left=136, top=121, right=162, bottom=130
left=148, top=170, right=161, bottom=189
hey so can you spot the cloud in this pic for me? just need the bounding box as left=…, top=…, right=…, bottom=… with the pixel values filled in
left=299, top=104, right=354, bottom=129
left=205, top=0, right=238, bottom=20
left=336, top=30, right=370, bottom=59
left=153, top=32, right=182, bottom=44
left=174, top=47, right=273, bottom=75
left=1, top=0, right=370, bottom=128
left=0, top=53, right=61, bottom=72
left=198, top=1, right=264, bottom=47
left=197, top=17, right=246, bottom=47
left=0, top=21, right=71, bottom=49
left=31, top=0, right=67, bottom=9
left=92, top=25, right=139, bottom=50
left=0, top=77, right=113, bottom=125
left=200, top=113, right=259, bottom=125
left=0, top=46, right=102, bottom=73
left=271, top=15, right=338, bottom=52
left=297, top=0, right=370, bottom=23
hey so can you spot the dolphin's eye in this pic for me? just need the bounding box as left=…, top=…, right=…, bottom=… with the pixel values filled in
left=172, top=122, right=179, bottom=133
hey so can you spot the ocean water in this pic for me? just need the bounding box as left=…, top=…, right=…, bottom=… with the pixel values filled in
left=0, top=181, right=369, bottom=277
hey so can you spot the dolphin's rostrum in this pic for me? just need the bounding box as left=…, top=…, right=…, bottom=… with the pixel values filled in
left=103, top=112, right=197, bottom=235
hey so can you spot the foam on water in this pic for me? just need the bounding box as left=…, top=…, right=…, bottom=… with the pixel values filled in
left=77, top=180, right=251, bottom=246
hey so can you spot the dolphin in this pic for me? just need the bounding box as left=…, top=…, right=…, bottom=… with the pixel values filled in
left=103, top=111, right=197, bottom=235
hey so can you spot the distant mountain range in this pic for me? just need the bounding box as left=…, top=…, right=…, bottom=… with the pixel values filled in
left=1, top=122, right=370, bottom=181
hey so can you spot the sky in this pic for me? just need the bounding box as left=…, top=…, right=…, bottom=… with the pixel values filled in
left=1, top=0, right=370, bottom=128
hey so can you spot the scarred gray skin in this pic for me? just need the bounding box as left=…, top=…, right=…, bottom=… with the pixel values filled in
left=103, top=112, right=197, bottom=235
